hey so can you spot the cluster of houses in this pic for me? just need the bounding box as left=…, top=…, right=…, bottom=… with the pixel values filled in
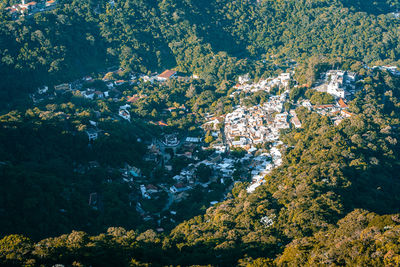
left=230, top=72, right=291, bottom=97
left=5, top=0, right=57, bottom=19
left=140, top=184, right=161, bottom=199
left=201, top=115, right=226, bottom=153
left=168, top=154, right=235, bottom=195
left=224, top=93, right=293, bottom=148
left=103, top=69, right=180, bottom=85
left=30, top=64, right=388, bottom=228
left=305, top=69, right=359, bottom=126
left=370, top=65, right=400, bottom=76
left=247, top=143, right=283, bottom=193
left=34, top=68, right=178, bottom=102
left=31, top=68, right=183, bottom=143
left=104, top=69, right=178, bottom=84
left=299, top=97, right=353, bottom=126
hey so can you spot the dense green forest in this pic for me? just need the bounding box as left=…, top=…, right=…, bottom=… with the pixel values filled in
left=1, top=0, right=400, bottom=99
left=2, top=0, right=400, bottom=265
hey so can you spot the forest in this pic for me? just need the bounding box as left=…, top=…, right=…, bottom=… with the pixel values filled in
left=1, top=0, right=400, bottom=266
left=1, top=0, right=400, bottom=101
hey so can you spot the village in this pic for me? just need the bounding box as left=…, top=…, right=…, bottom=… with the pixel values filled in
left=26, top=62, right=400, bottom=231
left=4, top=0, right=57, bottom=19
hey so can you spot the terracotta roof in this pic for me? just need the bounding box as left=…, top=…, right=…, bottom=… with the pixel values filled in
left=342, top=110, right=354, bottom=116
left=27, top=1, right=37, bottom=5
left=174, top=183, right=186, bottom=189
left=46, top=0, right=55, bottom=4
left=127, top=95, right=139, bottom=103
left=338, top=98, right=348, bottom=108
left=146, top=184, right=158, bottom=190
left=157, top=121, right=168, bottom=126
left=315, top=104, right=334, bottom=109
left=158, top=70, right=176, bottom=79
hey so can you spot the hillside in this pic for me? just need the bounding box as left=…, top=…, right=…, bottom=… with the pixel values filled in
left=1, top=0, right=400, bottom=266
left=1, top=0, right=400, bottom=96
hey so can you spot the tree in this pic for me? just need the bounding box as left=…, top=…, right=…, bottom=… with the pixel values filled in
left=204, top=135, right=214, bottom=144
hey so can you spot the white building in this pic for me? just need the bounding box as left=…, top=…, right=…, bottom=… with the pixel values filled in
left=37, top=86, right=48, bottom=94
left=327, top=82, right=345, bottom=98
left=86, top=128, right=98, bottom=142
left=186, top=137, right=202, bottom=143
left=82, top=90, right=95, bottom=100
left=278, top=73, right=291, bottom=87
left=119, top=108, right=131, bottom=121
left=325, top=70, right=356, bottom=98
left=140, top=185, right=151, bottom=199
left=238, top=73, right=251, bottom=84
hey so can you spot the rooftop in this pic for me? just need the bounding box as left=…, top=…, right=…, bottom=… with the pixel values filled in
left=158, top=70, right=176, bottom=79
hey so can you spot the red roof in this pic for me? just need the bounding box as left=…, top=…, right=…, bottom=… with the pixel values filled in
left=338, top=98, right=348, bottom=108
left=157, top=121, right=168, bottom=126
left=174, top=183, right=186, bottom=189
left=315, top=104, right=334, bottom=109
left=127, top=95, right=139, bottom=103
left=146, top=184, right=158, bottom=190
left=342, top=110, right=354, bottom=116
left=158, top=70, right=176, bottom=79
left=27, top=1, right=37, bottom=5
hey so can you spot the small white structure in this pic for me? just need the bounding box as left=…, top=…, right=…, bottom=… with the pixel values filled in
left=162, top=134, right=179, bottom=146
left=119, top=108, right=131, bottom=121
left=301, top=100, right=312, bottom=110
left=278, top=73, right=291, bottom=87
left=238, top=73, right=251, bottom=84
left=86, top=128, right=98, bottom=142
left=260, top=215, right=275, bottom=227
left=82, top=90, right=95, bottom=100
left=120, top=104, right=130, bottom=110
left=37, top=86, right=48, bottom=94
left=185, top=137, right=202, bottom=143
left=140, top=185, right=151, bottom=199
left=106, top=83, right=114, bottom=89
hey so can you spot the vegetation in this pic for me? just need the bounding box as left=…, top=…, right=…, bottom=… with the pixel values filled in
left=1, top=65, right=400, bottom=265
left=1, top=0, right=400, bottom=265
left=2, top=0, right=400, bottom=102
